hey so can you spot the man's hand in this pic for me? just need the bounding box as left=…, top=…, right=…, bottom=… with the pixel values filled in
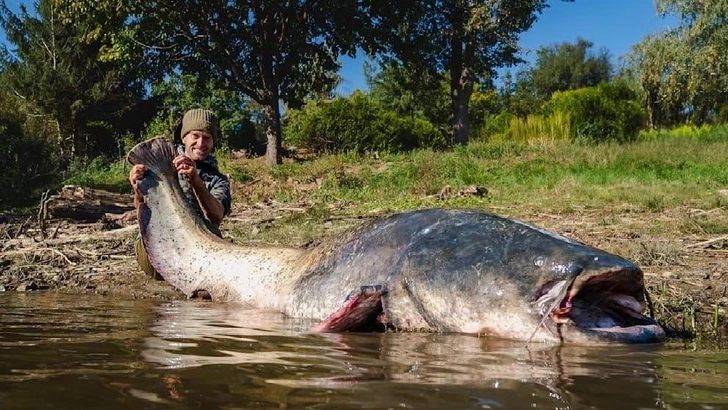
left=129, top=164, right=147, bottom=208
left=129, top=164, right=147, bottom=188
left=172, top=154, right=225, bottom=225
left=173, top=155, right=199, bottom=181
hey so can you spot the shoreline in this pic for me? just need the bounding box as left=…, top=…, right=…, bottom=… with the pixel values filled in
left=2, top=201, right=726, bottom=342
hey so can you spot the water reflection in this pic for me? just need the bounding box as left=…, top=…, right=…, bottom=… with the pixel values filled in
left=0, top=293, right=727, bottom=410
left=142, top=300, right=665, bottom=409
left=657, top=347, right=728, bottom=409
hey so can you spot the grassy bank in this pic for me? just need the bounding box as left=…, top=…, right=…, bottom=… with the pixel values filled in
left=66, top=125, right=728, bottom=217
left=228, top=126, right=728, bottom=243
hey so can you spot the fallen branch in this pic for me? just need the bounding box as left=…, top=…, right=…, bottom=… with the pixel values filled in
left=684, top=235, right=728, bottom=249
left=13, top=215, right=33, bottom=239
left=2, top=225, right=138, bottom=250
left=2, top=247, right=76, bottom=266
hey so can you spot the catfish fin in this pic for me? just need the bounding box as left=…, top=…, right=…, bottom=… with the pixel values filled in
left=312, top=285, right=389, bottom=333
left=127, top=137, right=176, bottom=176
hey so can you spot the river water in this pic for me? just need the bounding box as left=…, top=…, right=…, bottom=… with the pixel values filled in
left=1, top=293, right=726, bottom=410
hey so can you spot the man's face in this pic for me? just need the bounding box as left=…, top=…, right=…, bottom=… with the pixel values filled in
left=182, top=130, right=214, bottom=161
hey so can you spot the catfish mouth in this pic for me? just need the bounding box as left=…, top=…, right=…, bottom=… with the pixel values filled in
left=535, top=270, right=665, bottom=343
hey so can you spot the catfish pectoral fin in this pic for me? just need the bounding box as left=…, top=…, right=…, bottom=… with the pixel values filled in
left=190, top=289, right=212, bottom=301
left=313, top=285, right=388, bottom=333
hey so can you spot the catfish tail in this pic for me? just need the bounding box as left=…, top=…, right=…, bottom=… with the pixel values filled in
left=127, top=137, right=176, bottom=176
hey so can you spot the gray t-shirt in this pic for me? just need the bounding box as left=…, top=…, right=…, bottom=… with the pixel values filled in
left=176, top=145, right=232, bottom=228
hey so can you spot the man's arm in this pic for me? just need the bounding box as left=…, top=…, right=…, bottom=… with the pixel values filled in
left=188, top=174, right=226, bottom=224
left=173, top=155, right=226, bottom=225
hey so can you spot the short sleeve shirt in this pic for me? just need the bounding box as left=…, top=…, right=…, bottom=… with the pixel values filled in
left=176, top=145, right=232, bottom=225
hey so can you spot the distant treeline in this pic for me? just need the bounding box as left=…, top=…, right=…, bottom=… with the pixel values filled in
left=0, top=0, right=725, bottom=208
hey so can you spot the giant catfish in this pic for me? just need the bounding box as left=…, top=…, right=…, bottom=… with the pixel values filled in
left=128, top=137, right=665, bottom=344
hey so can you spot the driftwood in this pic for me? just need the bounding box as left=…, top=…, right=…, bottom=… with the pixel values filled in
left=1, top=185, right=138, bottom=252
left=47, top=185, right=135, bottom=222
left=2, top=225, right=138, bottom=251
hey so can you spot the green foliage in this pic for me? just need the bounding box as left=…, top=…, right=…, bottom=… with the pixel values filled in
left=366, top=62, right=451, bottom=128
left=629, top=0, right=728, bottom=127
left=640, top=123, right=728, bottom=142
left=628, top=32, right=690, bottom=128
left=63, top=157, right=129, bottom=193
left=542, top=83, right=645, bottom=143
left=282, top=93, right=448, bottom=154
left=145, top=73, right=264, bottom=154
left=528, top=38, right=612, bottom=102
left=473, top=111, right=514, bottom=141
left=131, top=0, right=368, bottom=165
left=369, top=0, right=550, bottom=145
left=0, top=90, right=62, bottom=207
left=469, top=88, right=502, bottom=123
left=0, top=0, right=147, bottom=161
left=503, top=38, right=613, bottom=117
left=468, top=87, right=507, bottom=141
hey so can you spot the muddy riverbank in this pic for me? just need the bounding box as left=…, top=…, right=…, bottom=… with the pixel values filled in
left=1, top=190, right=727, bottom=340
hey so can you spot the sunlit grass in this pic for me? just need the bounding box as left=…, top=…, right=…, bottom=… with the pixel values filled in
left=63, top=157, right=130, bottom=193
left=203, top=129, right=728, bottom=221
left=64, top=124, right=728, bottom=219
left=495, top=111, right=571, bottom=144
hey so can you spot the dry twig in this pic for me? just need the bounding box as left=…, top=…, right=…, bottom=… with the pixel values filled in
left=13, top=215, right=33, bottom=240
left=685, top=235, right=728, bottom=249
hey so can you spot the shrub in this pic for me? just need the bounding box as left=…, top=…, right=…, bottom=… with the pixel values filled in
left=472, top=110, right=513, bottom=141
left=542, top=83, right=645, bottom=144
left=0, top=92, right=62, bottom=208
left=639, top=124, right=722, bottom=141
left=283, top=93, right=448, bottom=154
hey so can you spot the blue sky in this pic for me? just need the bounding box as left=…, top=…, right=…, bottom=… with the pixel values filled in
left=336, top=0, right=679, bottom=95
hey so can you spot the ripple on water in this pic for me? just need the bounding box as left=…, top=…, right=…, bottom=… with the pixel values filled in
left=0, top=292, right=727, bottom=410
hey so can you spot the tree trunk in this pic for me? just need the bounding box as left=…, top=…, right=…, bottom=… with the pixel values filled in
left=259, top=43, right=282, bottom=166
left=451, top=72, right=473, bottom=146
left=450, top=17, right=475, bottom=146
left=263, top=100, right=282, bottom=166
left=643, top=82, right=659, bottom=129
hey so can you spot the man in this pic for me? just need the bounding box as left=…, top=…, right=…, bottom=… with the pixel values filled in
left=129, top=108, right=232, bottom=279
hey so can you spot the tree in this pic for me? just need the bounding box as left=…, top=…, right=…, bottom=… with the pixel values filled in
left=629, top=0, right=728, bottom=127
left=499, top=70, right=541, bottom=118
left=0, top=0, right=146, bottom=161
left=365, top=62, right=450, bottom=129
left=129, top=0, right=366, bottom=165
left=0, top=84, right=62, bottom=207
left=627, top=32, right=690, bottom=128
left=500, top=38, right=612, bottom=118
left=524, top=38, right=611, bottom=103
left=369, top=0, right=554, bottom=146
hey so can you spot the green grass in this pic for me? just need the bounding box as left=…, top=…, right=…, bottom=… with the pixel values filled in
left=218, top=128, right=728, bottom=219
left=53, top=125, right=728, bottom=223
left=63, top=157, right=130, bottom=194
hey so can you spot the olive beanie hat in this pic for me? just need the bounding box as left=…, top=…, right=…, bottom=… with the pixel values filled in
left=180, top=108, right=218, bottom=140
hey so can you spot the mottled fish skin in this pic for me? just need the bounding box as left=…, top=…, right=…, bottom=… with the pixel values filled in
left=128, top=137, right=664, bottom=344
left=284, top=209, right=648, bottom=341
